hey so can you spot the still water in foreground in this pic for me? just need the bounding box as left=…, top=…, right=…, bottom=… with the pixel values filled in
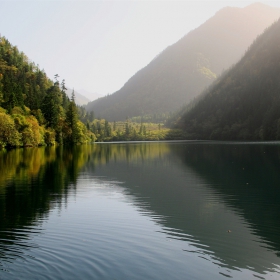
left=0, top=141, right=280, bottom=279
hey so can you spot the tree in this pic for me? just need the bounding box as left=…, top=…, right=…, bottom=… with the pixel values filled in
left=41, top=85, right=61, bottom=129
left=125, top=120, right=129, bottom=135
left=89, top=111, right=95, bottom=122
left=54, top=74, right=60, bottom=86
left=143, top=125, right=146, bottom=136
left=0, top=112, right=20, bottom=147
left=65, top=89, right=79, bottom=143
left=104, top=120, right=111, bottom=137
left=61, top=79, right=69, bottom=109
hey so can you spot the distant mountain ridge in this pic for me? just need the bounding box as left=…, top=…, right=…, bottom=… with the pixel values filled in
left=77, top=89, right=103, bottom=103
left=65, top=89, right=90, bottom=106
left=86, top=3, right=280, bottom=121
left=176, top=17, right=280, bottom=140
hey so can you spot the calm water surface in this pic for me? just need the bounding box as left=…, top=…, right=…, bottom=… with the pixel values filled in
left=0, top=141, right=280, bottom=279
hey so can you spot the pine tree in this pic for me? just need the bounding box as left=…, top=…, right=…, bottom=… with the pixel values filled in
left=61, top=79, right=69, bottom=109
left=41, top=85, right=61, bottom=129
left=66, top=89, right=79, bottom=143
left=104, top=120, right=111, bottom=137
left=89, top=111, right=95, bottom=122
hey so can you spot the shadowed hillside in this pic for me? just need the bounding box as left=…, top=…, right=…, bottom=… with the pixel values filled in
left=86, top=3, right=280, bottom=121
left=177, top=17, right=280, bottom=140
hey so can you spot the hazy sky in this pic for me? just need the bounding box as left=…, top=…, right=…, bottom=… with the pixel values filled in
left=1, top=0, right=280, bottom=100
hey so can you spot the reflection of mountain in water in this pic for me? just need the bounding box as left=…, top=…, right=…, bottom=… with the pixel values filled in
left=0, top=142, right=280, bottom=276
left=85, top=142, right=280, bottom=275
left=176, top=142, right=280, bottom=251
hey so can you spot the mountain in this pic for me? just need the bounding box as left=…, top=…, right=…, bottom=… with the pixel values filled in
left=65, top=89, right=90, bottom=106
left=77, top=89, right=103, bottom=103
left=0, top=36, right=93, bottom=147
left=176, top=17, right=280, bottom=140
left=86, top=3, right=280, bottom=121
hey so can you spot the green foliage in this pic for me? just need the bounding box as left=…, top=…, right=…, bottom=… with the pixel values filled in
left=65, top=92, right=79, bottom=143
left=41, top=85, right=62, bottom=129
left=0, top=37, right=52, bottom=111
left=0, top=111, right=20, bottom=147
left=44, top=128, right=56, bottom=145
left=0, top=36, right=94, bottom=148
left=85, top=119, right=183, bottom=142
left=130, top=113, right=171, bottom=124
left=61, top=79, right=70, bottom=110
left=198, top=66, right=217, bottom=80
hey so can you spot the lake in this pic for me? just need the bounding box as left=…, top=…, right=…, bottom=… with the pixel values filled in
left=0, top=141, right=280, bottom=279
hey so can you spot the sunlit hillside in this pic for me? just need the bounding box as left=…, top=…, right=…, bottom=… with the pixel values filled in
left=86, top=3, right=280, bottom=121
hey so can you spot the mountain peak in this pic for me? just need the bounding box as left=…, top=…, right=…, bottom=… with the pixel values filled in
left=244, top=2, right=280, bottom=14
left=245, top=2, right=272, bottom=9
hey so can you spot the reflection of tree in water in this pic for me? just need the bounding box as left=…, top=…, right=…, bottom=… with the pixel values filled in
left=1, top=142, right=280, bottom=275
left=0, top=143, right=169, bottom=268
left=0, top=145, right=95, bottom=267
left=85, top=142, right=170, bottom=165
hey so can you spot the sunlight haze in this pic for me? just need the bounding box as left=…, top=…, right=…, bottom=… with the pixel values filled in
left=1, top=0, right=280, bottom=100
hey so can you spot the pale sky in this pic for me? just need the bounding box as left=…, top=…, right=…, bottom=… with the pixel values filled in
left=1, top=0, right=280, bottom=100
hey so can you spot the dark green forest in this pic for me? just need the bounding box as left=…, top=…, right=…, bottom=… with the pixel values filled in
left=176, top=18, right=280, bottom=140
left=0, top=36, right=96, bottom=148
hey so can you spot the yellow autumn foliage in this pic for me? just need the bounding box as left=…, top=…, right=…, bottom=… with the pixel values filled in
left=0, top=111, right=20, bottom=147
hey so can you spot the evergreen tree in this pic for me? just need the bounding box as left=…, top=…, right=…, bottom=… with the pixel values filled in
left=54, top=74, right=60, bottom=86
left=125, top=120, right=129, bottom=135
left=61, top=79, right=69, bottom=109
left=104, top=120, right=111, bottom=137
left=89, top=111, right=95, bottom=122
left=66, top=90, right=79, bottom=143
left=41, top=84, right=61, bottom=129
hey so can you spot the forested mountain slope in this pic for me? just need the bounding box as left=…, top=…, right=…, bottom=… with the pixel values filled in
left=0, top=36, right=94, bottom=147
left=176, top=18, right=280, bottom=140
left=86, top=3, right=280, bottom=121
